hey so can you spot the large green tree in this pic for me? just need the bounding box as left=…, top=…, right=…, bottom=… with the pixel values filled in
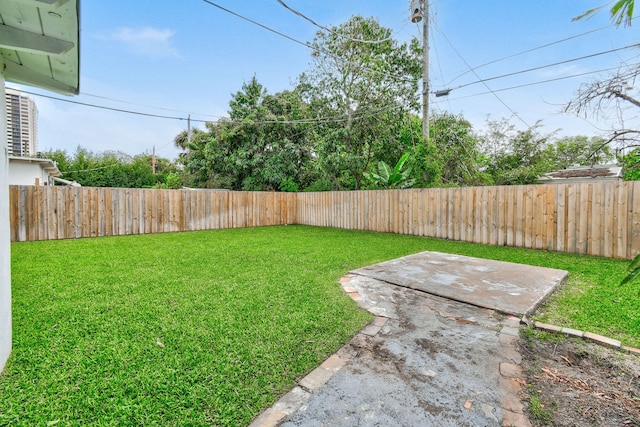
left=481, top=121, right=555, bottom=185
left=179, top=77, right=315, bottom=191
left=300, top=15, right=421, bottom=190
left=552, top=136, right=613, bottom=168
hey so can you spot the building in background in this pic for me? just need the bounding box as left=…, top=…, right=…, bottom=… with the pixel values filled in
left=5, top=88, right=38, bottom=157
left=538, top=164, right=623, bottom=184
left=8, top=156, right=61, bottom=186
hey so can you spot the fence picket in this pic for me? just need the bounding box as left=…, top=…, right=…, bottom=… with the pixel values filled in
left=8, top=183, right=640, bottom=259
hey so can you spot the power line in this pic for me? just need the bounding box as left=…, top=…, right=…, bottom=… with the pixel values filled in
left=201, top=0, right=311, bottom=49
left=61, top=163, right=121, bottom=175
left=275, top=0, right=392, bottom=44
left=437, top=29, right=531, bottom=128
left=18, top=62, right=633, bottom=134
left=444, top=21, right=632, bottom=86
left=82, top=92, right=224, bottom=119
left=12, top=88, right=408, bottom=127
left=18, top=89, right=194, bottom=122
left=437, top=64, right=630, bottom=102
left=200, top=0, right=415, bottom=84
left=443, top=43, right=640, bottom=93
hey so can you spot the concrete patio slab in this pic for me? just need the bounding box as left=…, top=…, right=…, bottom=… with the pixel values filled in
left=274, top=275, right=532, bottom=427
left=351, top=251, right=568, bottom=316
left=250, top=253, right=569, bottom=426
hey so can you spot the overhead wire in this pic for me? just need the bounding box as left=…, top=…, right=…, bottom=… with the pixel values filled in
left=82, top=92, right=224, bottom=119
left=436, top=28, right=531, bottom=128
left=445, top=43, right=640, bottom=92
left=429, top=11, right=640, bottom=136
left=22, top=3, right=636, bottom=139
left=436, top=64, right=631, bottom=102
left=60, top=163, right=122, bottom=175
left=445, top=19, right=638, bottom=85
left=200, top=0, right=310, bottom=49
left=12, top=88, right=411, bottom=127
left=199, top=0, right=416, bottom=83
left=18, top=89, right=195, bottom=122
left=20, top=56, right=627, bottom=135
left=275, top=0, right=392, bottom=44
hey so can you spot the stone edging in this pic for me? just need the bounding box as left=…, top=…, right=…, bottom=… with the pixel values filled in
left=250, top=275, right=534, bottom=427
left=248, top=277, right=389, bottom=427
left=533, top=321, right=640, bottom=355
left=249, top=274, right=640, bottom=427
left=341, top=274, right=532, bottom=427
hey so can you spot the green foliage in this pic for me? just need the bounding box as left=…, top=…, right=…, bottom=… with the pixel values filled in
left=611, top=0, right=635, bottom=26
left=620, top=253, right=640, bottom=285
left=39, top=147, right=180, bottom=188
left=430, top=112, right=489, bottom=186
left=552, top=136, right=613, bottom=168
left=179, top=78, right=315, bottom=191
left=303, top=179, right=333, bottom=192
left=279, top=176, right=299, bottom=192
left=621, top=147, right=640, bottom=180
left=409, top=141, right=442, bottom=187
left=161, top=172, right=183, bottom=189
left=481, top=120, right=555, bottom=185
left=574, top=0, right=634, bottom=27
left=365, top=153, right=415, bottom=189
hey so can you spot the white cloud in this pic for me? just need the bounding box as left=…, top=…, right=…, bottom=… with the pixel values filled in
left=105, top=26, right=180, bottom=58
left=535, top=64, right=583, bottom=79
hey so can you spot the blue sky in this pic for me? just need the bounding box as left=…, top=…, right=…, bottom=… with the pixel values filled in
left=10, top=0, right=640, bottom=160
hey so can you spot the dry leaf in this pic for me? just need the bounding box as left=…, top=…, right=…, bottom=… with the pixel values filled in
left=560, top=355, right=574, bottom=367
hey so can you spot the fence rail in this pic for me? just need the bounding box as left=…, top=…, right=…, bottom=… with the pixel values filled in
left=9, top=186, right=296, bottom=242
left=9, top=182, right=640, bottom=259
left=296, top=183, right=640, bottom=259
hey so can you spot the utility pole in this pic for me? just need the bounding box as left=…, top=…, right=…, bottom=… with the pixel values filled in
left=187, top=114, right=192, bottom=144
left=411, top=0, right=429, bottom=139
left=422, top=0, right=429, bottom=139
left=152, top=145, right=157, bottom=174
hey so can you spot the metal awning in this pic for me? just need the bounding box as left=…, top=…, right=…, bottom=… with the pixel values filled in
left=0, top=0, right=79, bottom=95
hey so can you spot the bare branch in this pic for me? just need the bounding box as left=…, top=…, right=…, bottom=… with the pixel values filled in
left=564, top=66, right=640, bottom=117
left=610, top=89, right=640, bottom=108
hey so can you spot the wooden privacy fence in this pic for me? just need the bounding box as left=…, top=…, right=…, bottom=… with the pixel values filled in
left=9, top=186, right=296, bottom=242
left=9, top=182, right=640, bottom=259
left=296, top=182, right=640, bottom=260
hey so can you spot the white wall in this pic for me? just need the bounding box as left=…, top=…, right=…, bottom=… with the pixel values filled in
left=0, top=73, right=12, bottom=373
left=8, top=160, right=53, bottom=186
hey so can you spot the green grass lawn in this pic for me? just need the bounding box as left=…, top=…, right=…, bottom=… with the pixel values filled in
left=1, top=225, right=637, bottom=426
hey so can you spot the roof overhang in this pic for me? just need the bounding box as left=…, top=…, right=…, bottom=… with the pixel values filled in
left=0, top=0, right=80, bottom=95
left=8, top=155, right=62, bottom=177
left=538, top=164, right=623, bottom=184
